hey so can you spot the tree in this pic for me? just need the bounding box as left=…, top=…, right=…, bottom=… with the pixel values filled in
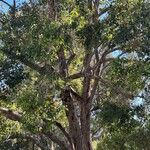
left=0, top=0, right=149, bottom=149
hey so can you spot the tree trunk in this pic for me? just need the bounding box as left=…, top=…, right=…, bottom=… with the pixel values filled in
left=61, top=89, right=82, bottom=150
left=80, top=101, right=93, bottom=150
left=66, top=101, right=93, bottom=150
left=61, top=87, right=94, bottom=150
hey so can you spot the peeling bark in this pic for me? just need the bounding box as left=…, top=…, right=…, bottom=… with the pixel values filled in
left=61, top=88, right=82, bottom=150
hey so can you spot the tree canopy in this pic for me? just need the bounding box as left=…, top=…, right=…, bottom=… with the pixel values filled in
left=0, top=0, right=149, bottom=149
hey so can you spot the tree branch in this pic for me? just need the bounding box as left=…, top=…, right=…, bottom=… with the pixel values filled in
left=67, top=72, right=83, bottom=80
left=97, top=77, right=134, bottom=100
left=0, top=107, right=69, bottom=149
left=82, top=53, right=93, bottom=99
left=90, top=48, right=120, bottom=100
left=57, top=48, right=68, bottom=77
left=94, top=48, right=100, bottom=62
left=93, top=48, right=119, bottom=70
left=44, top=131, right=68, bottom=150
left=8, top=133, right=46, bottom=150
left=68, top=86, right=83, bottom=102
left=67, top=50, right=76, bottom=66
left=47, top=0, right=56, bottom=21
left=55, top=121, right=73, bottom=150
left=2, top=49, right=56, bottom=77
left=99, top=5, right=114, bottom=17
left=0, top=0, right=13, bottom=8
left=0, top=107, right=21, bottom=121
left=88, top=0, right=92, bottom=10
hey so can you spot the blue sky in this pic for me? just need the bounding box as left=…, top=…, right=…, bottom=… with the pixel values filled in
left=0, top=0, right=27, bottom=12
left=2, top=0, right=26, bottom=5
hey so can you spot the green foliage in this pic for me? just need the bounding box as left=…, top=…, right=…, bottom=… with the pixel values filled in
left=106, top=58, right=150, bottom=93
left=0, top=115, right=21, bottom=141
left=95, top=101, right=150, bottom=150
left=0, top=0, right=149, bottom=149
left=0, top=59, right=26, bottom=90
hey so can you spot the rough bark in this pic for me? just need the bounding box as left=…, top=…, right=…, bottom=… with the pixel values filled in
left=55, top=121, right=74, bottom=150
left=61, top=88, right=82, bottom=150
left=80, top=101, right=93, bottom=150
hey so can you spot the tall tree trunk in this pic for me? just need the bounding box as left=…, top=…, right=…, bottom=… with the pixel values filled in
left=80, top=101, right=93, bottom=150
left=61, top=89, right=82, bottom=150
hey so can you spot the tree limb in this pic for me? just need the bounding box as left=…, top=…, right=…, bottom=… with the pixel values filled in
left=55, top=121, right=73, bottom=150
left=93, top=48, right=119, bottom=70
left=0, top=107, right=69, bottom=150
left=2, top=49, right=56, bottom=77
left=0, top=0, right=13, bottom=8
left=99, top=5, right=113, bottom=17
left=0, top=107, right=21, bottom=121
left=68, top=86, right=83, bottom=102
left=57, top=48, right=68, bottom=77
left=82, top=53, right=93, bottom=99
left=67, top=50, right=76, bottom=66
left=8, top=133, right=46, bottom=150
left=67, top=72, right=83, bottom=80
left=97, top=77, right=134, bottom=100
left=94, top=48, right=100, bottom=62
left=44, top=131, right=68, bottom=150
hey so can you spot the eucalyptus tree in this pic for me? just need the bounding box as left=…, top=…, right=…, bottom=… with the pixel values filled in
left=0, top=0, right=149, bottom=150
